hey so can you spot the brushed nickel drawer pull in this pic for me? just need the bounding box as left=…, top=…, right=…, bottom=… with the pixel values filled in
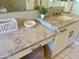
left=68, top=31, right=74, bottom=38
left=60, top=29, right=67, bottom=32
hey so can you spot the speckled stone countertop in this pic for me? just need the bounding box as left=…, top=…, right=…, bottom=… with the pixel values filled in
left=0, top=23, right=55, bottom=59
left=45, top=14, right=79, bottom=29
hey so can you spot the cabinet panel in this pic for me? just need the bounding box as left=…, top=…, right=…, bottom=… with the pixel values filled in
left=65, top=21, right=79, bottom=46
left=53, top=21, right=79, bottom=56
left=53, top=27, right=68, bottom=55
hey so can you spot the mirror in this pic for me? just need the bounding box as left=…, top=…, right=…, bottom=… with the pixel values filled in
left=0, top=0, right=49, bottom=13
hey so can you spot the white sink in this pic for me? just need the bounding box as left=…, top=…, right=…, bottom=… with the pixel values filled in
left=24, top=20, right=36, bottom=28
left=57, top=16, right=72, bottom=21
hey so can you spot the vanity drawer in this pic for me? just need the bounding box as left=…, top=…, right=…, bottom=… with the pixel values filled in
left=40, top=36, right=55, bottom=46
left=21, top=47, right=44, bottom=59
left=31, top=36, right=55, bottom=51
left=7, top=47, right=32, bottom=59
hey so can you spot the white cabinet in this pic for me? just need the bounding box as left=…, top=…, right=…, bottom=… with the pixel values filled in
left=53, top=27, right=68, bottom=55
left=53, top=21, right=79, bottom=56
left=65, top=21, right=79, bottom=46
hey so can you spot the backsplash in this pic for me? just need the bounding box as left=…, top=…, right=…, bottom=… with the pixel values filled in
left=0, top=10, right=39, bottom=19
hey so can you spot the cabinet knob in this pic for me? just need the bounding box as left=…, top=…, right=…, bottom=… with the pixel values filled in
left=68, top=31, right=74, bottom=38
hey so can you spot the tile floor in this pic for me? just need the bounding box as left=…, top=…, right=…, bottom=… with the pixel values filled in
left=53, top=42, right=79, bottom=59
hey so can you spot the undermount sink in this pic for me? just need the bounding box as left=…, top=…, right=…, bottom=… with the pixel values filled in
left=24, top=20, right=36, bottom=28
left=57, top=16, right=72, bottom=21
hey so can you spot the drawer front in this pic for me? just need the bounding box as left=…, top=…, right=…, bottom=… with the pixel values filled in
left=40, top=36, right=55, bottom=46
left=65, top=21, right=79, bottom=46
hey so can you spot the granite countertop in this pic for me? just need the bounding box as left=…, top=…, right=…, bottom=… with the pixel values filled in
left=0, top=23, right=55, bottom=59
left=45, top=13, right=79, bottom=29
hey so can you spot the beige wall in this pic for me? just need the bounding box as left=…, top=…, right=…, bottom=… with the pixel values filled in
left=25, top=0, right=35, bottom=10
left=0, top=0, right=49, bottom=11
left=42, top=0, right=48, bottom=8
left=0, top=0, right=26, bottom=11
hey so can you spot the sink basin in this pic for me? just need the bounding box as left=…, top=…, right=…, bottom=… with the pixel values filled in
left=57, top=16, right=72, bottom=21
left=24, top=20, right=36, bottom=28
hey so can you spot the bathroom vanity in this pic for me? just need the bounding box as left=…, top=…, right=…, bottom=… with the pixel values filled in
left=45, top=14, right=79, bottom=57
left=32, top=11, right=79, bottom=59
left=0, top=21, right=56, bottom=59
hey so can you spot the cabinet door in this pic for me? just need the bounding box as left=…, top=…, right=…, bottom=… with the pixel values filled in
left=65, top=22, right=79, bottom=46
left=53, top=21, right=79, bottom=56
left=53, top=27, right=68, bottom=55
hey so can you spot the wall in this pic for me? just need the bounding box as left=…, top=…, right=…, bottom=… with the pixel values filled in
left=0, top=0, right=26, bottom=11
left=71, top=2, right=79, bottom=15
left=26, top=0, right=35, bottom=10
left=42, top=0, right=49, bottom=8
left=13, top=0, right=26, bottom=11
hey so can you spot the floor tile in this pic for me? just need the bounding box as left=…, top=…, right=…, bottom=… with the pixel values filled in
left=63, top=56, right=72, bottom=59
left=58, top=47, right=72, bottom=58
left=53, top=56, right=62, bottom=59
left=68, top=52, right=79, bottom=59
left=52, top=42, right=79, bottom=59
left=68, top=42, right=77, bottom=49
